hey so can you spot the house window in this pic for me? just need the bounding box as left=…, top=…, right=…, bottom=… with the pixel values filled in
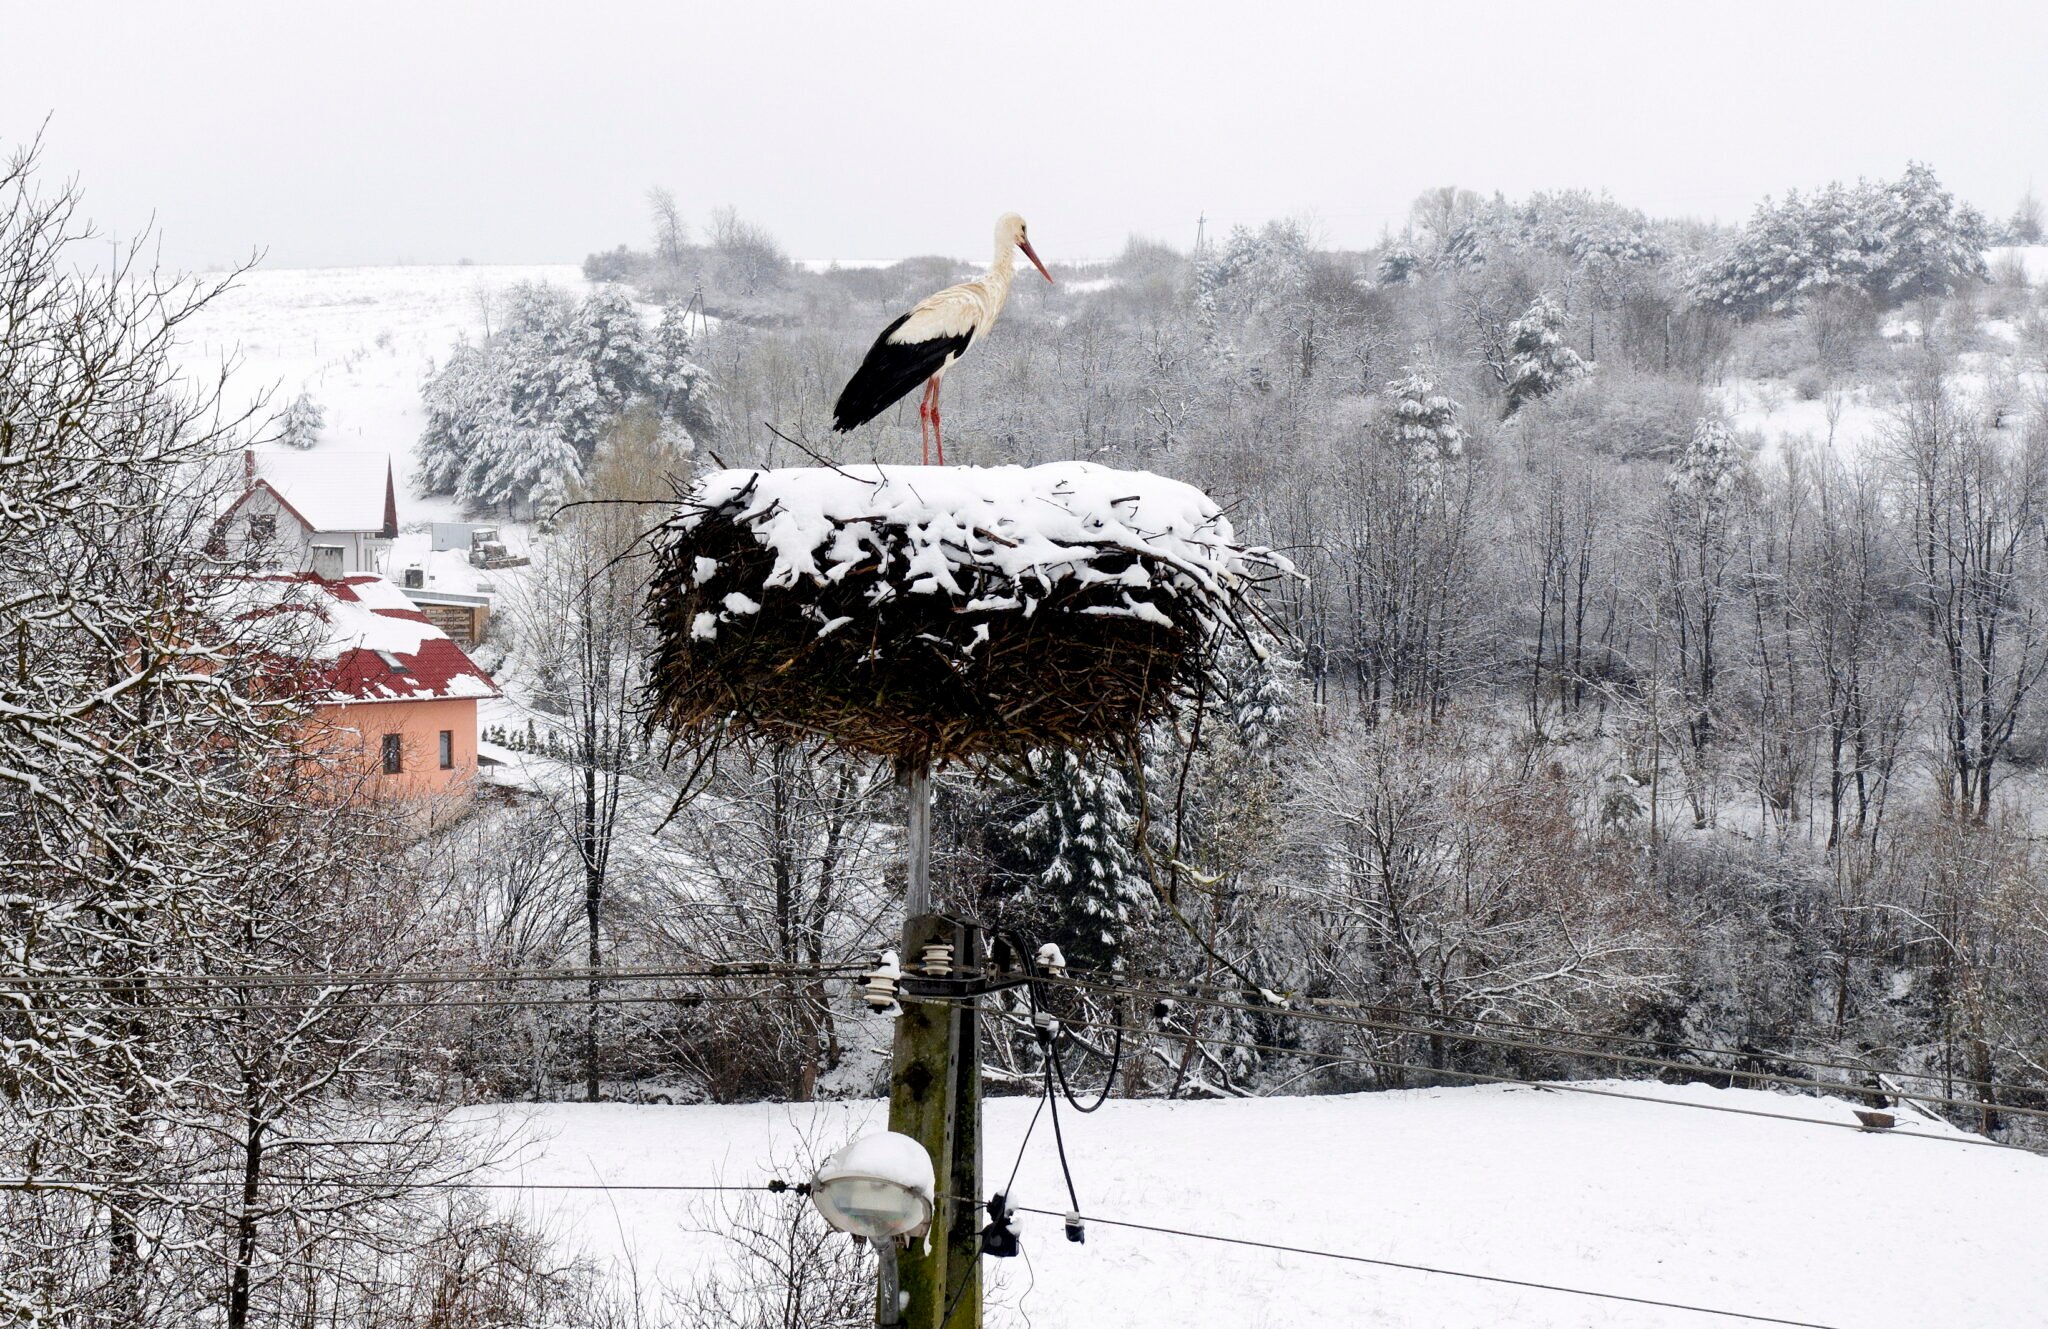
left=381, top=734, right=403, bottom=775
left=438, top=730, right=454, bottom=770
left=248, top=513, right=277, bottom=542
left=311, top=545, right=345, bottom=581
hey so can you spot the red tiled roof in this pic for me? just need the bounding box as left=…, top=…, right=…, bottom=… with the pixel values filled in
left=248, top=574, right=500, bottom=704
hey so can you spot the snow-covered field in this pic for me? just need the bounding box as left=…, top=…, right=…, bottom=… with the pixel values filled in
left=175, top=263, right=591, bottom=521
left=467, top=1082, right=2046, bottom=1328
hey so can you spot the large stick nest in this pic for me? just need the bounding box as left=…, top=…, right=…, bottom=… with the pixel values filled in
left=644, top=463, right=1289, bottom=768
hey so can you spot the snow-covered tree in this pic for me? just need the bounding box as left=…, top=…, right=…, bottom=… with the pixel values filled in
left=1693, top=164, right=1988, bottom=316
left=1374, top=243, right=1423, bottom=287
left=278, top=388, right=325, bottom=448
left=1868, top=162, right=1991, bottom=304
left=646, top=302, right=719, bottom=447
left=1658, top=417, right=1752, bottom=826
left=1386, top=367, right=1467, bottom=464
left=2005, top=189, right=2044, bottom=245
left=416, top=282, right=717, bottom=515
left=1503, top=292, right=1590, bottom=417
left=997, top=750, right=1151, bottom=973
left=0, top=143, right=477, bottom=1328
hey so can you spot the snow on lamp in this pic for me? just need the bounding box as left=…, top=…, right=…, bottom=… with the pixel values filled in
left=810, top=1131, right=937, bottom=1240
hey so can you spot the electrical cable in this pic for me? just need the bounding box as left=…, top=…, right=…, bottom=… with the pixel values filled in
left=1033, top=971, right=2048, bottom=1130
left=924, top=954, right=2043, bottom=1116
left=1005, top=1091, right=1048, bottom=1196
left=986, top=1200, right=1856, bottom=1329
left=1048, top=1017, right=1120, bottom=1114
left=0, top=990, right=829, bottom=1019
left=1021, top=975, right=1083, bottom=1219
left=0, top=1176, right=797, bottom=1194
left=1050, top=957, right=2034, bottom=1097
left=1041, top=1007, right=2048, bottom=1159
left=1041, top=1058, right=1081, bottom=1218
left=0, top=960, right=868, bottom=992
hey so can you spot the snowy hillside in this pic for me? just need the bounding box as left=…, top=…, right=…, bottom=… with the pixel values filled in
left=469, top=1083, right=2046, bottom=1328
left=1716, top=244, right=2048, bottom=466
left=174, top=263, right=591, bottom=520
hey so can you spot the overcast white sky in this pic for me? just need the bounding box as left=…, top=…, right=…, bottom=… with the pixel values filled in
left=4, top=0, right=2044, bottom=270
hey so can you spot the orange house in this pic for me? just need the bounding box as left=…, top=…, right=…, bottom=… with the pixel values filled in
left=259, top=574, right=501, bottom=817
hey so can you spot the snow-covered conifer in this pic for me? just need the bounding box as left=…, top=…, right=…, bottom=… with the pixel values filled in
left=416, top=281, right=715, bottom=513
left=278, top=389, right=325, bottom=448
left=647, top=302, right=719, bottom=445
left=1869, top=162, right=1991, bottom=303
left=1386, top=367, right=1467, bottom=464
left=1000, top=750, right=1151, bottom=972
left=1503, top=292, right=1590, bottom=416
left=1374, top=243, right=1423, bottom=287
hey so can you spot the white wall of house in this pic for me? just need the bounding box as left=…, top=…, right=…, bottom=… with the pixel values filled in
left=231, top=488, right=388, bottom=577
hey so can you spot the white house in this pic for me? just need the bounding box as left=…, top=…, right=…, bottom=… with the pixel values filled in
left=223, top=450, right=398, bottom=578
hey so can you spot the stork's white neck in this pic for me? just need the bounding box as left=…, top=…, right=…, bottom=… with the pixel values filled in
left=981, top=235, right=1017, bottom=318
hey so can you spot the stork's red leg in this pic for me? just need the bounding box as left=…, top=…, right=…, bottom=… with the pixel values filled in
left=930, top=376, right=945, bottom=465
left=916, top=379, right=933, bottom=464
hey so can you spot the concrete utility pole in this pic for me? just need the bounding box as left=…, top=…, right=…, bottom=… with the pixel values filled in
left=884, top=765, right=982, bottom=1329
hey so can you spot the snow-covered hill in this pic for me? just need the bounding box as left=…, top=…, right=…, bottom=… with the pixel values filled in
left=466, top=1082, right=2045, bottom=1328
left=174, top=263, right=591, bottom=521
left=1715, top=245, right=2048, bottom=467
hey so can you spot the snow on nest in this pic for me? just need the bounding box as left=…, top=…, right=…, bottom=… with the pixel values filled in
left=682, top=461, right=1274, bottom=627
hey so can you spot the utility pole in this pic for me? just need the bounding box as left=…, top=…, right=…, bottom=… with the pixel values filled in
left=884, top=765, right=982, bottom=1329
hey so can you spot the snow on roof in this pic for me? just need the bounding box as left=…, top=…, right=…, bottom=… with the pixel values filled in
left=249, top=449, right=396, bottom=534
left=243, top=574, right=499, bottom=704
left=682, top=461, right=1274, bottom=621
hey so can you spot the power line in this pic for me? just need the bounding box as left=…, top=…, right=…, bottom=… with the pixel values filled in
left=12, top=951, right=2040, bottom=1109
left=1052, top=958, right=2036, bottom=1098
left=0, top=1176, right=792, bottom=1195
left=1031, top=972, right=2048, bottom=1130
left=0, top=960, right=867, bottom=992
left=1036, top=1008, right=2048, bottom=1159
left=987, top=1200, right=1854, bottom=1329
left=0, top=990, right=830, bottom=1019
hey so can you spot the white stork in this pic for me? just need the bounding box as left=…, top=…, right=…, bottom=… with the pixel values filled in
left=832, top=212, right=1053, bottom=463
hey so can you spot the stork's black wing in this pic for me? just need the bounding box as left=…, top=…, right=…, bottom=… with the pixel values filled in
left=831, top=313, right=973, bottom=432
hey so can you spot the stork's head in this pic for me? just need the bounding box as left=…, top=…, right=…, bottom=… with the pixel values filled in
left=998, top=212, right=1053, bottom=283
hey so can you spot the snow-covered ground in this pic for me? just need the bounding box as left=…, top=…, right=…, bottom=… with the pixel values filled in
left=1716, top=249, right=2047, bottom=468
left=175, top=263, right=592, bottom=521
left=466, top=1082, right=2046, bottom=1328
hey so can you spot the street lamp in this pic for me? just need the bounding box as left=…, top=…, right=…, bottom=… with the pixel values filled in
left=812, top=1131, right=937, bottom=1327
left=811, top=1130, right=936, bottom=1240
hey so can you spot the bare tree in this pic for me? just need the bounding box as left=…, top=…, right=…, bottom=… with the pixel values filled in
left=650, top=744, right=893, bottom=1100
left=1885, top=350, right=2048, bottom=819
left=512, top=414, right=680, bottom=1100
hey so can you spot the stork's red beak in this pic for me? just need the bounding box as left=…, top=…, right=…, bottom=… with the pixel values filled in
left=1020, top=238, right=1053, bottom=283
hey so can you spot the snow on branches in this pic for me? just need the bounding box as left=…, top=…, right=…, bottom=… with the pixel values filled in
left=1692, top=162, right=1991, bottom=317
left=1504, top=292, right=1591, bottom=416
left=417, top=285, right=715, bottom=515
